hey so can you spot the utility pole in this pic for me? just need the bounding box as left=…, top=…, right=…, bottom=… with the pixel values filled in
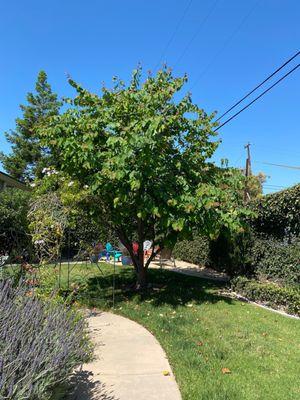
left=244, top=142, right=252, bottom=202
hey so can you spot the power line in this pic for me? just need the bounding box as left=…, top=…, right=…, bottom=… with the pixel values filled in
left=173, top=0, right=220, bottom=69
left=232, top=151, right=245, bottom=166
left=215, top=140, right=300, bottom=158
left=264, top=188, right=285, bottom=193
left=214, top=63, right=300, bottom=131
left=264, top=184, right=287, bottom=187
left=216, top=50, right=300, bottom=122
left=263, top=184, right=287, bottom=189
left=154, top=0, right=193, bottom=72
left=253, top=145, right=300, bottom=159
left=262, top=162, right=300, bottom=170
left=264, top=187, right=287, bottom=190
left=190, top=0, right=261, bottom=91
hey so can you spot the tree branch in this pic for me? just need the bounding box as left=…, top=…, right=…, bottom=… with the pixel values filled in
left=145, top=245, right=163, bottom=270
left=115, top=226, right=139, bottom=273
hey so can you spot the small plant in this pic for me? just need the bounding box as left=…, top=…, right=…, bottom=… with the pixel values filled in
left=231, top=276, right=300, bottom=316
left=0, top=280, right=92, bottom=399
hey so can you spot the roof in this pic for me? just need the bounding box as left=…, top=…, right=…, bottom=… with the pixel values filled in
left=0, top=171, right=31, bottom=191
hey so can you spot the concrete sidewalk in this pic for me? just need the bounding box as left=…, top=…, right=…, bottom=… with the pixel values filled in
left=69, top=312, right=182, bottom=400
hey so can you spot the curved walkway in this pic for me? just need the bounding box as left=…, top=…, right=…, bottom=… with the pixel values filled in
left=69, top=311, right=182, bottom=400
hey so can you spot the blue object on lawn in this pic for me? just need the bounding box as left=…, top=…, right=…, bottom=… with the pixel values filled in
left=122, top=255, right=132, bottom=266
left=100, top=243, right=122, bottom=262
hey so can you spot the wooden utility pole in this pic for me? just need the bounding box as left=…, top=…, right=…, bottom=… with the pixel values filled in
left=244, top=142, right=252, bottom=202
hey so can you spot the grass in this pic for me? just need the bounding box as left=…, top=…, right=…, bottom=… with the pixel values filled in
left=41, top=262, right=300, bottom=400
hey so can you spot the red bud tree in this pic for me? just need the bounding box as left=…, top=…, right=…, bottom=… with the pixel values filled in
left=41, top=68, right=248, bottom=288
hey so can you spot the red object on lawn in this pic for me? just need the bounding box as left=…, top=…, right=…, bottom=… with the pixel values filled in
left=132, top=242, right=139, bottom=255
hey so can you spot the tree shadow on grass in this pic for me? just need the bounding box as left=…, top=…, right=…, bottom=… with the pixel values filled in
left=80, top=267, right=234, bottom=309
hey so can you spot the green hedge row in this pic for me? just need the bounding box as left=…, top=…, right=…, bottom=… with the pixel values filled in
left=231, top=276, right=300, bottom=316
left=173, top=236, right=210, bottom=266
left=251, top=184, right=300, bottom=239
left=248, top=235, right=300, bottom=284
left=209, top=231, right=300, bottom=283
left=203, top=185, right=300, bottom=281
left=174, top=231, right=300, bottom=285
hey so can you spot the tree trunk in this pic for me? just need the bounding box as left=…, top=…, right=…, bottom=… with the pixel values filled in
left=136, top=264, right=148, bottom=290
left=135, top=217, right=147, bottom=289
left=135, top=244, right=162, bottom=290
left=116, top=224, right=157, bottom=290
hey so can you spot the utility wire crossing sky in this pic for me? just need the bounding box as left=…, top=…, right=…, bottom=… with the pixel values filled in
left=0, top=0, right=299, bottom=193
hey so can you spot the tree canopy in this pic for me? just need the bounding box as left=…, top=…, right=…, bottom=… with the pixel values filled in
left=0, top=71, right=61, bottom=181
left=40, top=67, right=249, bottom=287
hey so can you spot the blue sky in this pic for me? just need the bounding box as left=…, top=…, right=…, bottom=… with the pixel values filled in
left=0, top=0, right=299, bottom=193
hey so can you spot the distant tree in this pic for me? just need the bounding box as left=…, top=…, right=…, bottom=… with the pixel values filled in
left=233, top=169, right=266, bottom=201
left=40, top=67, right=249, bottom=289
left=246, top=172, right=266, bottom=199
left=0, top=71, right=61, bottom=181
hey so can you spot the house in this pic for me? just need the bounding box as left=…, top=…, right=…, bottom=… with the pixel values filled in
left=0, top=171, right=30, bottom=192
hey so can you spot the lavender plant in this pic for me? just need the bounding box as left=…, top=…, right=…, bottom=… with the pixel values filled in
left=0, top=280, right=92, bottom=399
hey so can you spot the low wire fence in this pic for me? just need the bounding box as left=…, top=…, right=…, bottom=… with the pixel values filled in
left=0, top=246, right=120, bottom=308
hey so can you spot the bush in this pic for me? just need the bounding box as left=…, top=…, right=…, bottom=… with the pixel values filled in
left=0, top=280, right=92, bottom=399
left=250, top=184, right=300, bottom=239
left=208, top=228, right=253, bottom=277
left=0, top=188, right=31, bottom=256
left=248, top=235, right=300, bottom=284
left=209, top=231, right=300, bottom=283
left=173, top=236, right=210, bottom=266
left=207, top=186, right=300, bottom=279
left=231, top=276, right=300, bottom=316
left=172, top=186, right=300, bottom=283
left=172, top=229, right=300, bottom=285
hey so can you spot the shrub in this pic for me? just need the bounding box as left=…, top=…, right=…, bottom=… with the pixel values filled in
left=207, top=186, right=300, bottom=279
left=173, top=236, right=210, bottom=266
left=0, top=188, right=31, bottom=256
left=231, top=276, right=300, bottom=316
left=248, top=235, right=300, bottom=284
left=250, top=184, right=300, bottom=239
left=208, top=228, right=253, bottom=277
left=172, top=229, right=300, bottom=285
left=172, top=186, right=300, bottom=283
left=209, top=230, right=300, bottom=283
left=0, top=280, right=92, bottom=399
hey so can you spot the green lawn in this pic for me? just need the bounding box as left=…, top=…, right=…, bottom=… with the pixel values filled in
left=43, top=262, right=300, bottom=400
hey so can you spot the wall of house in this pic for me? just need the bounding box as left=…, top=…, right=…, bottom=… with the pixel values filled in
left=0, top=173, right=30, bottom=192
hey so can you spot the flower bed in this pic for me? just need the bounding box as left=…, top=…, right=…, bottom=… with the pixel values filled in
left=0, top=280, right=92, bottom=399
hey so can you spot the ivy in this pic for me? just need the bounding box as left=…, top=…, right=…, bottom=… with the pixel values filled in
left=251, top=184, right=300, bottom=238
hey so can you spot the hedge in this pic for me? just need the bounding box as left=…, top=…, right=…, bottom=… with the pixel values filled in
left=251, top=184, right=300, bottom=239
left=173, top=235, right=210, bottom=266
left=231, top=276, right=300, bottom=316
left=208, top=228, right=252, bottom=276
left=173, top=231, right=300, bottom=284
left=248, top=235, right=300, bottom=284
